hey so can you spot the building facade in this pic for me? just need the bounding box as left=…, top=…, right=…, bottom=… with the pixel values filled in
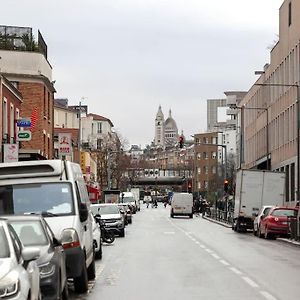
left=239, top=0, right=299, bottom=204
left=0, top=26, right=55, bottom=160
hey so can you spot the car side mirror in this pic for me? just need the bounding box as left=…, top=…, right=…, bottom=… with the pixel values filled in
left=22, top=247, right=40, bottom=262
left=79, top=203, right=88, bottom=222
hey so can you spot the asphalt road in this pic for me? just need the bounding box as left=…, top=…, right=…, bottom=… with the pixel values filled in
left=76, top=204, right=300, bottom=300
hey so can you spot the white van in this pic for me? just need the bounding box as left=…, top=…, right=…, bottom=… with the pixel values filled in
left=120, top=191, right=137, bottom=213
left=170, top=193, right=193, bottom=218
left=0, top=160, right=95, bottom=293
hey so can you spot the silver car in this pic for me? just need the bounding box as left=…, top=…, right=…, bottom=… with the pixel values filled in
left=0, top=219, right=40, bottom=300
left=253, top=205, right=273, bottom=236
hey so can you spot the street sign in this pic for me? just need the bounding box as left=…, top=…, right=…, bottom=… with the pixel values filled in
left=16, top=118, right=31, bottom=127
left=17, top=131, right=32, bottom=141
left=58, top=133, right=72, bottom=156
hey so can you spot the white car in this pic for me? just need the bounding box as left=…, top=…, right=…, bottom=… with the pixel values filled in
left=253, top=205, right=273, bottom=236
left=91, top=213, right=102, bottom=259
left=0, top=220, right=41, bottom=300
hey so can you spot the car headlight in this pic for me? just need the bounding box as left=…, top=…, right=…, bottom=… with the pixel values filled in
left=39, top=263, right=56, bottom=278
left=0, top=280, right=19, bottom=298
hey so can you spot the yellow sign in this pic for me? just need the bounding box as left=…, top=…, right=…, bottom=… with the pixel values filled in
left=80, top=151, right=86, bottom=174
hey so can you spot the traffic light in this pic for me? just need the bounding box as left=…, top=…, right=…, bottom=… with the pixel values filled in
left=179, top=136, right=184, bottom=148
left=224, top=179, right=229, bottom=193
left=188, top=181, right=192, bottom=193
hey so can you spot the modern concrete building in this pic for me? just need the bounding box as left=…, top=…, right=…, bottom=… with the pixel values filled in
left=239, top=0, right=299, bottom=204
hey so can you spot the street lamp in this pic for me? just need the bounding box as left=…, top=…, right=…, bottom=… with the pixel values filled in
left=253, top=82, right=299, bottom=197
left=237, top=105, right=269, bottom=170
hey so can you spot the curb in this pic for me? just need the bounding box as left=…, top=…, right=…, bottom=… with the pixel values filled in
left=203, top=216, right=232, bottom=228
left=204, top=216, right=300, bottom=248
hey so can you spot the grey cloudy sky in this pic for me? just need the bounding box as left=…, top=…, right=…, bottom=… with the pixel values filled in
left=2, top=0, right=283, bottom=148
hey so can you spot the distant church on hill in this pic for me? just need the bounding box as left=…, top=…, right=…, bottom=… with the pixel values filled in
left=154, top=105, right=180, bottom=149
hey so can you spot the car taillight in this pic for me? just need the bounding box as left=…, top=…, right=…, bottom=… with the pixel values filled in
left=61, top=228, right=80, bottom=249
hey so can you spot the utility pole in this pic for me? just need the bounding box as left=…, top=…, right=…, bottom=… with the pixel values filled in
left=77, top=100, right=82, bottom=164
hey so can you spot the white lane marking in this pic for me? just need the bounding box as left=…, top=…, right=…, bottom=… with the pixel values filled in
left=199, top=245, right=206, bottom=249
left=211, top=253, right=220, bottom=260
left=242, top=276, right=259, bottom=288
left=260, top=291, right=278, bottom=300
left=219, top=259, right=230, bottom=266
left=195, top=241, right=200, bottom=245
left=229, top=267, right=242, bottom=275
left=164, top=231, right=175, bottom=234
left=205, top=248, right=213, bottom=253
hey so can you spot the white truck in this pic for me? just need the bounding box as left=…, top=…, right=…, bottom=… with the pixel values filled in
left=130, top=188, right=141, bottom=211
left=233, top=169, right=285, bottom=232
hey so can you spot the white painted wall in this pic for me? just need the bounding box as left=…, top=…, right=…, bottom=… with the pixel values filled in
left=0, top=50, right=52, bottom=81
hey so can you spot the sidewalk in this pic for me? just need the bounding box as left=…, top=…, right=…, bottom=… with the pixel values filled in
left=203, top=215, right=300, bottom=247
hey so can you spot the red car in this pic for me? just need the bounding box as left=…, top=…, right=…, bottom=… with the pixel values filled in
left=258, top=206, right=298, bottom=239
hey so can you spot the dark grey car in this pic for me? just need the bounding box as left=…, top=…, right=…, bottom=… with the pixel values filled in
left=5, top=215, right=68, bottom=300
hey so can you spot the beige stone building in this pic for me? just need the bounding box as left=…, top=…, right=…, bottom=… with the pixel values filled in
left=239, top=0, right=300, bottom=204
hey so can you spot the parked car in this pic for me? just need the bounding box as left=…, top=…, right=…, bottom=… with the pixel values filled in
left=91, top=204, right=125, bottom=237
left=91, top=213, right=102, bottom=259
left=6, top=215, right=68, bottom=300
left=258, top=206, right=298, bottom=239
left=253, top=205, right=273, bottom=236
left=118, top=203, right=132, bottom=224
left=0, top=219, right=41, bottom=300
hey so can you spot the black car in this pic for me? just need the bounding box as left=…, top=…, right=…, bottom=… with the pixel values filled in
left=5, top=215, right=68, bottom=300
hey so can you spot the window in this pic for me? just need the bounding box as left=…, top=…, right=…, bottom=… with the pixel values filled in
left=197, top=153, right=201, bottom=160
left=3, top=99, right=7, bottom=135
left=48, top=91, right=51, bottom=120
left=288, top=2, right=292, bottom=26
left=97, top=122, right=102, bottom=134
left=197, top=167, right=201, bottom=174
left=211, top=166, right=216, bottom=174
left=10, top=104, right=14, bottom=143
left=203, top=152, right=208, bottom=159
left=212, top=152, right=217, bottom=159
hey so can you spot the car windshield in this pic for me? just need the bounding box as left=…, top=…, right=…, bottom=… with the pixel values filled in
left=271, top=209, right=297, bottom=217
left=0, top=183, right=74, bottom=216
left=10, top=220, right=48, bottom=246
left=0, top=226, right=10, bottom=258
left=123, top=197, right=134, bottom=202
left=97, top=205, right=120, bottom=215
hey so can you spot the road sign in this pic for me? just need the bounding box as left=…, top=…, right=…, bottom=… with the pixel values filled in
left=16, top=118, right=31, bottom=127
left=17, top=131, right=32, bottom=141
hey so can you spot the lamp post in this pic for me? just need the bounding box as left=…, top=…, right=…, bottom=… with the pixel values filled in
left=197, top=142, right=227, bottom=220
left=253, top=83, right=299, bottom=198
left=237, top=105, right=269, bottom=170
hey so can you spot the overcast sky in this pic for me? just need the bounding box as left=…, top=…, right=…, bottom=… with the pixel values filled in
left=2, top=0, right=283, bottom=148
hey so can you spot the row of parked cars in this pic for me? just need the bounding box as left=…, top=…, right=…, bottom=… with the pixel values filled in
left=0, top=160, right=102, bottom=300
left=253, top=205, right=298, bottom=239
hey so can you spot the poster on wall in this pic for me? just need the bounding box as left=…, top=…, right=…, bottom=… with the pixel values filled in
left=58, top=133, right=72, bottom=156
left=3, top=144, right=19, bottom=162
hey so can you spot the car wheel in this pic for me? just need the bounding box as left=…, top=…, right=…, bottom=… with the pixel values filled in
left=170, top=209, right=174, bottom=218
left=189, top=213, right=193, bottom=219
left=258, top=225, right=263, bottom=238
left=95, top=240, right=102, bottom=260
left=253, top=225, right=257, bottom=236
left=74, top=263, right=88, bottom=293
left=119, top=229, right=125, bottom=237
left=87, top=253, right=96, bottom=280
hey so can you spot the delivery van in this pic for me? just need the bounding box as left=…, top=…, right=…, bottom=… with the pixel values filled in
left=0, top=159, right=95, bottom=293
left=170, top=193, right=193, bottom=218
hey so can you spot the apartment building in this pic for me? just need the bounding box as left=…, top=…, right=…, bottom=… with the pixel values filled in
left=0, top=75, right=22, bottom=162
left=239, top=0, right=300, bottom=204
left=0, top=26, right=55, bottom=160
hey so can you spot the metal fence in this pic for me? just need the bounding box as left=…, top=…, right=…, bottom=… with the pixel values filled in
left=209, top=207, right=234, bottom=225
